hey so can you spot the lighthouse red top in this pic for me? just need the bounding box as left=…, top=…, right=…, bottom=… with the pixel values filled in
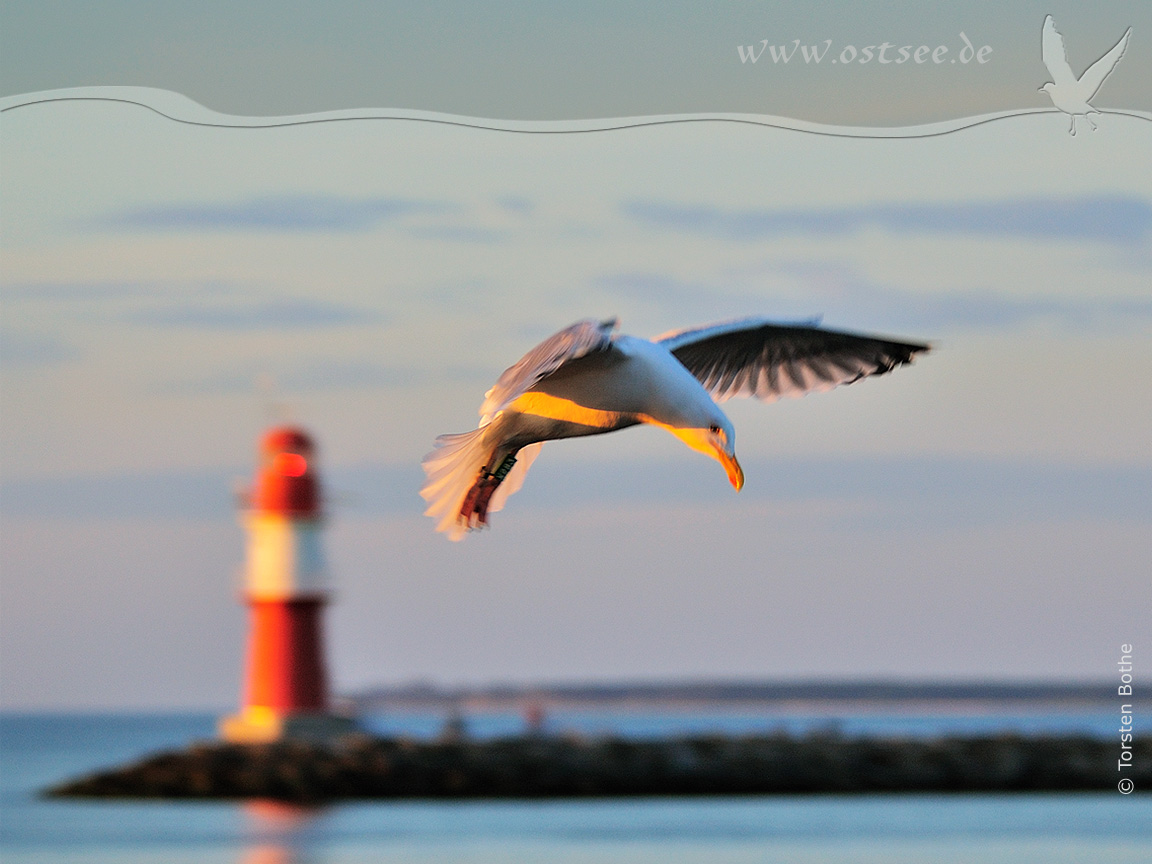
left=252, top=426, right=320, bottom=516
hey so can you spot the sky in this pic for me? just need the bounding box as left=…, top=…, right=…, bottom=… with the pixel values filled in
left=2, top=10, right=1150, bottom=710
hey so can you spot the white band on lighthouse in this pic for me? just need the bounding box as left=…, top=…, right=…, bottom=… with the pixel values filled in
left=244, top=513, right=327, bottom=599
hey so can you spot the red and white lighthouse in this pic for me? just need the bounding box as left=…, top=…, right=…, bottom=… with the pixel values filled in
left=220, top=426, right=356, bottom=743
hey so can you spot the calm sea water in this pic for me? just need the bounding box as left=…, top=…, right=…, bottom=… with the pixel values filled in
left=2, top=711, right=1148, bottom=864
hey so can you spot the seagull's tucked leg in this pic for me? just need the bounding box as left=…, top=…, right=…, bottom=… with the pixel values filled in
left=421, top=426, right=505, bottom=539
left=1087, top=112, right=1099, bottom=131
left=422, top=412, right=545, bottom=539
left=460, top=452, right=518, bottom=527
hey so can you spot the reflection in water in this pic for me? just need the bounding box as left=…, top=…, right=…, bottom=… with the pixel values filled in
left=241, top=847, right=296, bottom=864
left=240, top=799, right=327, bottom=864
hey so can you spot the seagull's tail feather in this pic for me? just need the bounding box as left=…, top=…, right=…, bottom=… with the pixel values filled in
left=420, top=430, right=541, bottom=540
left=421, top=428, right=492, bottom=540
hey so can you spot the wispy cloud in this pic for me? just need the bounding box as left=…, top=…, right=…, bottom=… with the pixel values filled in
left=128, top=298, right=385, bottom=330
left=0, top=330, right=78, bottom=367
left=896, top=292, right=1152, bottom=330
left=0, top=280, right=156, bottom=302
left=0, top=468, right=248, bottom=520
left=599, top=265, right=1152, bottom=333
left=516, top=455, right=1152, bottom=529
left=495, top=195, right=534, bottom=215
left=0, top=464, right=424, bottom=520
left=623, top=195, right=1152, bottom=244
left=405, top=225, right=505, bottom=243
left=5, top=457, right=1146, bottom=525
left=159, top=356, right=495, bottom=395
left=94, top=195, right=442, bottom=233
left=162, top=360, right=430, bottom=394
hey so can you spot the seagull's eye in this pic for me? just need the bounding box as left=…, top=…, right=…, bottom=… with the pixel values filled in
left=709, top=424, right=722, bottom=435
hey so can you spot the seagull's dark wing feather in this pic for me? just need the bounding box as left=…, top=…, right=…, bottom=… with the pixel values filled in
left=657, top=318, right=929, bottom=404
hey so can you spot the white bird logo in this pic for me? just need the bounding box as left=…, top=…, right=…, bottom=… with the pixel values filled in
left=1039, top=15, right=1132, bottom=135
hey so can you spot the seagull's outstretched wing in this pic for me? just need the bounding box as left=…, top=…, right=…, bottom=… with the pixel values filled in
left=478, top=317, right=617, bottom=422
left=657, top=318, right=929, bottom=404
left=1041, top=15, right=1076, bottom=88
left=1078, top=25, right=1131, bottom=102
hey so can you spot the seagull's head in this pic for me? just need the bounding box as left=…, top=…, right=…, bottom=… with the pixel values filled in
left=669, top=415, right=744, bottom=492
left=1039, top=82, right=1055, bottom=93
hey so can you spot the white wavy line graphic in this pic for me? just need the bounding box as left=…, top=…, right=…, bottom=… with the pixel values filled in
left=2, top=86, right=1150, bottom=139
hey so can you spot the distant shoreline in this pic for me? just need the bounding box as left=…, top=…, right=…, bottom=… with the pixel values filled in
left=346, top=679, right=1150, bottom=713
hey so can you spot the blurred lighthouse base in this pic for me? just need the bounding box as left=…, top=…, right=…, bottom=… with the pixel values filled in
left=219, top=708, right=358, bottom=745
left=218, top=601, right=359, bottom=742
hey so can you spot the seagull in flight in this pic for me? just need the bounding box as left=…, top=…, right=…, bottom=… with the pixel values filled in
left=1040, top=15, right=1132, bottom=135
left=421, top=317, right=929, bottom=539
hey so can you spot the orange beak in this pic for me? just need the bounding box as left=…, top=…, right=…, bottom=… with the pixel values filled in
left=719, top=449, right=744, bottom=491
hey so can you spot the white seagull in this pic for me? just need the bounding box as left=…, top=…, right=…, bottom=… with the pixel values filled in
left=1040, top=15, right=1132, bottom=135
left=421, top=317, right=929, bottom=540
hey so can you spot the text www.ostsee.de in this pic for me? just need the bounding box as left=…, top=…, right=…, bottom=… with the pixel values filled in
left=738, top=34, right=992, bottom=66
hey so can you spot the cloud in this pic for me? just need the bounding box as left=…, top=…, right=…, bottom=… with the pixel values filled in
left=127, top=298, right=384, bottom=330
left=5, top=457, right=1145, bottom=526
left=0, top=468, right=245, bottom=520
left=88, top=194, right=520, bottom=242
left=95, top=194, right=442, bottom=233
left=897, top=292, right=1152, bottom=330
left=622, top=195, right=1152, bottom=244
left=0, top=330, right=78, bottom=367
left=404, top=225, right=505, bottom=243
left=159, top=357, right=495, bottom=394
left=598, top=266, right=1152, bottom=332
left=512, top=455, right=1152, bottom=529
left=495, top=196, right=534, bottom=215
left=599, top=272, right=712, bottom=306
left=163, top=360, right=431, bottom=394
left=0, top=281, right=155, bottom=302
left=0, top=464, right=422, bottom=520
